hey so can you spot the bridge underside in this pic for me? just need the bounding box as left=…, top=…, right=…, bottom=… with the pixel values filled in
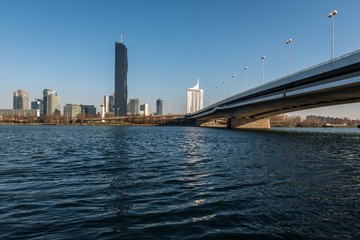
left=196, top=83, right=360, bottom=129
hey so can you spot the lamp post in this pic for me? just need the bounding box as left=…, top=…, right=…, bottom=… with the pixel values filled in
left=286, top=38, right=292, bottom=76
left=210, top=90, right=213, bottom=105
left=232, top=75, right=235, bottom=95
left=244, top=67, right=247, bottom=90
left=223, top=81, right=226, bottom=99
left=328, top=10, right=337, bottom=60
left=261, top=56, right=265, bottom=84
left=216, top=86, right=219, bottom=102
left=205, top=93, right=208, bottom=107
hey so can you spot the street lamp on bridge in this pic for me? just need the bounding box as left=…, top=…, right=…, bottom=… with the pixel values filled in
left=260, top=56, right=265, bottom=84
left=244, top=67, right=248, bottom=90
left=328, top=10, right=338, bottom=60
left=210, top=90, right=213, bottom=105
left=232, top=75, right=235, bottom=95
left=216, top=86, right=219, bottom=102
left=223, top=81, right=226, bottom=99
left=286, top=38, right=292, bottom=77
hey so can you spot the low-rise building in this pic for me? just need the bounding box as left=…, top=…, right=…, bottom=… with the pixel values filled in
left=64, top=104, right=82, bottom=119
left=81, top=105, right=96, bottom=116
left=0, top=109, right=39, bottom=118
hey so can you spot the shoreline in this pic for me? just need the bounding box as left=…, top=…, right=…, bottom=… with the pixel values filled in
left=0, top=122, right=358, bottom=128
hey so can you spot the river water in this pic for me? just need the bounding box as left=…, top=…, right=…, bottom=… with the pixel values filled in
left=0, top=125, right=359, bottom=239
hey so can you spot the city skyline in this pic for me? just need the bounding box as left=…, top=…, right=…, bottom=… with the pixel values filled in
left=1, top=1, right=360, bottom=118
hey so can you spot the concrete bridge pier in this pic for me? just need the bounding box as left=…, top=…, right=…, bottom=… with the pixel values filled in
left=227, top=117, right=270, bottom=129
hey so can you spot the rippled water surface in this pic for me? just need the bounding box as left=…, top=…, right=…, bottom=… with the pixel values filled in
left=1, top=125, right=360, bottom=239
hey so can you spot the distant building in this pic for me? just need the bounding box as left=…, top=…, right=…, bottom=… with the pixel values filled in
left=81, top=105, right=96, bottom=116
left=0, top=109, right=39, bottom=117
left=104, top=95, right=115, bottom=114
left=128, top=98, right=140, bottom=115
left=13, top=89, right=29, bottom=110
left=140, top=103, right=149, bottom=116
left=114, top=37, right=128, bottom=116
left=43, top=89, right=61, bottom=114
left=186, top=79, right=203, bottom=114
left=31, top=99, right=43, bottom=113
left=156, top=98, right=163, bottom=115
left=64, top=104, right=82, bottom=118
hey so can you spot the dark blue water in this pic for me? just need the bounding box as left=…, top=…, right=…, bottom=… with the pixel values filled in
left=1, top=125, right=360, bottom=239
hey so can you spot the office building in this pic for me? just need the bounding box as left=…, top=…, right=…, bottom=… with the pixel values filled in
left=13, top=89, right=29, bottom=110
left=186, top=79, right=203, bottom=114
left=64, top=104, right=82, bottom=118
left=31, top=99, right=43, bottom=113
left=114, top=36, right=128, bottom=116
left=156, top=98, right=163, bottom=115
left=104, top=94, right=115, bottom=114
left=140, top=103, right=149, bottom=116
left=81, top=105, right=96, bottom=115
left=43, top=89, right=61, bottom=114
left=128, top=98, right=140, bottom=115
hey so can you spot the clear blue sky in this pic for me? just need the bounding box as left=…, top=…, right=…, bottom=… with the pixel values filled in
left=1, top=0, right=360, bottom=118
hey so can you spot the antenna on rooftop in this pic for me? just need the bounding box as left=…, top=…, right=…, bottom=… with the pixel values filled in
left=121, top=34, right=123, bottom=43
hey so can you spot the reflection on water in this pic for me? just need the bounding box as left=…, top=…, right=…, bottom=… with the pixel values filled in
left=0, top=125, right=360, bottom=239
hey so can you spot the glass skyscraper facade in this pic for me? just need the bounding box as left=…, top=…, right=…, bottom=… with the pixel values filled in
left=156, top=98, right=163, bottom=115
left=114, top=41, right=128, bottom=116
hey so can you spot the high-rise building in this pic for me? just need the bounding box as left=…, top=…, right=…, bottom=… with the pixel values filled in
left=13, top=89, right=29, bottom=110
left=31, top=99, right=43, bottom=113
left=186, top=79, right=203, bottom=114
left=104, top=94, right=115, bottom=114
left=64, top=104, right=82, bottom=118
left=43, top=89, right=61, bottom=114
left=140, top=103, right=149, bottom=116
left=156, top=98, right=163, bottom=115
left=114, top=37, right=128, bottom=116
left=128, top=98, right=140, bottom=115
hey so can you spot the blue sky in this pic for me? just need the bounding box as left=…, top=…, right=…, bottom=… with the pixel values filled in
left=1, top=0, right=360, bottom=118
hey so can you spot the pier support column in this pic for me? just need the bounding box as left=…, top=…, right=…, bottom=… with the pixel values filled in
left=229, top=117, right=270, bottom=129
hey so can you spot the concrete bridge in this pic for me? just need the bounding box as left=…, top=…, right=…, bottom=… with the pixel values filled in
left=186, top=49, right=360, bottom=129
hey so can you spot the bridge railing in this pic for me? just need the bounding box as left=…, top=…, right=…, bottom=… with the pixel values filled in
left=194, top=49, right=360, bottom=117
left=258, top=49, right=360, bottom=89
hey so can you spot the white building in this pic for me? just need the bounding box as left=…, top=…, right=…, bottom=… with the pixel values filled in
left=140, top=103, right=149, bottom=116
left=186, top=78, right=203, bottom=114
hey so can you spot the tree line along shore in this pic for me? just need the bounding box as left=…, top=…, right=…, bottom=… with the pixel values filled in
left=1, top=113, right=359, bottom=128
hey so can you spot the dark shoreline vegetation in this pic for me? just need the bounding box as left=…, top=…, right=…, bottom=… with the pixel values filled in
left=1, top=113, right=359, bottom=128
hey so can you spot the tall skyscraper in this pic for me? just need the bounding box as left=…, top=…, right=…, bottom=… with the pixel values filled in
left=43, top=89, right=61, bottom=114
left=186, top=78, right=203, bottom=114
left=156, top=98, right=163, bottom=115
left=13, top=89, right=29, bottom=110
left=114, top=36, right=128, bottom=116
